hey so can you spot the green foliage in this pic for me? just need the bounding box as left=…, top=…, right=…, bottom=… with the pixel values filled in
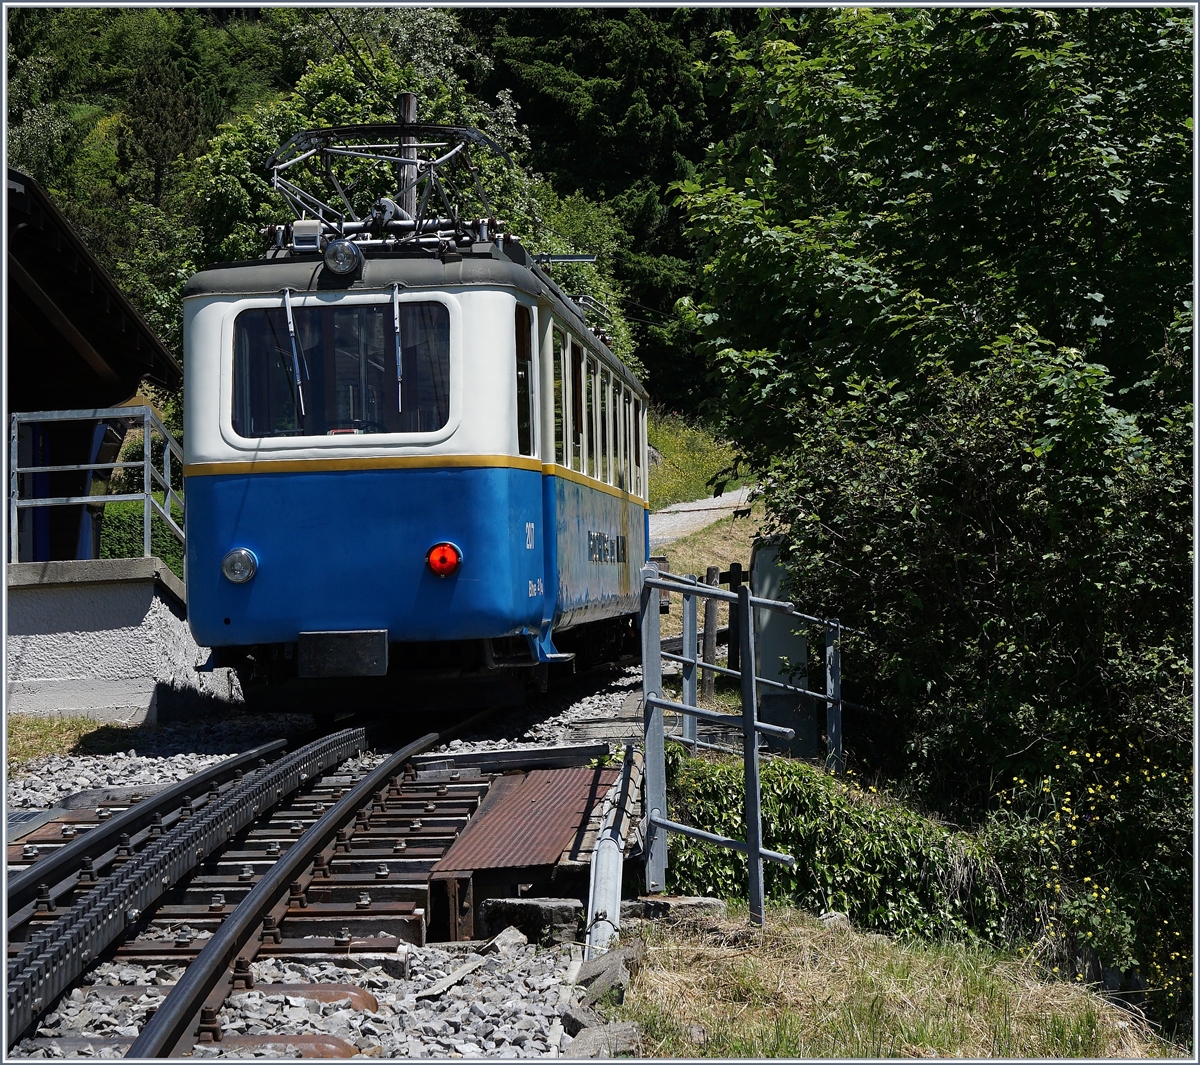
left=673, top=7, right=1192, bottom=1029
left=461, top=9, right=759, bottom=411
left=676, top=7, right=1192, bottom=435
left=98, top=499, right=184, bottom=581
left=665, top=743, right=1179, bottom=1009
left=752, top=344, right=1189, bottom=1008
left=665, top=744, right=1012, bottom=944
left=193, top=42, right=638, bottom=364
left=646, top=408, right=736, bottom=511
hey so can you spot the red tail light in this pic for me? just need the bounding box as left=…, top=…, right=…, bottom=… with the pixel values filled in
left=426, top=541, right=462, bottom=577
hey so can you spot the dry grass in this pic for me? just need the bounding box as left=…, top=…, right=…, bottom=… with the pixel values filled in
left=7, top=714, right=143, bottom=775
left=618, top=905, right=1176, bottom=1058
left=657, top=503, right=766, bottom=640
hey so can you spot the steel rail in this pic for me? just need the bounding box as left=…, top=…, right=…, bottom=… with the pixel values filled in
left=7, top=739, right=287, bottom=914
left=6, top=730, right=366, bottom=1046
left=127, top=732, right=440, bottom=1058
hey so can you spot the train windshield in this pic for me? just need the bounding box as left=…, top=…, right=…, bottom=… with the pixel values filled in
left=232, top=301, right=450, bottom=437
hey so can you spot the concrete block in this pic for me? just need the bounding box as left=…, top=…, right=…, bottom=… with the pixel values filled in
left=819, top=910, right=851, bottom=931
left=481, top=926, right=528, bottom=955
left=564, top=1021, right=641, bottom=1058
left=577, top=939, right=645, bottom=987
left=477, top=897, right=582, bottom=946
left=620, top=895, right=726, bottom=922
left=561, top=1004, right=603, bottom=1036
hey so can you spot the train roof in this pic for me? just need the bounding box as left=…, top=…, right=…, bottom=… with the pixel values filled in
left=183, top=245, right=646, bottom=396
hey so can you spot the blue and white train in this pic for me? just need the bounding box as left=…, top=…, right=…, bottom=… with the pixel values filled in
left=182, top=182, right=649, bottom=700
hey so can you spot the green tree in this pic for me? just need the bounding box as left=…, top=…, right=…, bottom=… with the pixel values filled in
left=676, top=7, right=1192, bottom=1029
left=193, top=45, right=638, bottom=363
left=677, top=7, right=1192, bottom=440
left=461, top=8, right=758, bottom=410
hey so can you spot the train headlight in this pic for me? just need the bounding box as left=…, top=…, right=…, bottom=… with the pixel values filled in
left=323, top=239, right=363, bottom=275
left=426, top=542, right=462, bottom=578
left=221, top=548, right=258, bottom=584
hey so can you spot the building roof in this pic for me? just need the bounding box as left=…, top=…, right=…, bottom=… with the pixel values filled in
left=7, top=168, right=182, bottom=413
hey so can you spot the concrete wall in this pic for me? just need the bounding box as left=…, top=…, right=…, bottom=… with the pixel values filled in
left=6, top=558, right=242, bottom=724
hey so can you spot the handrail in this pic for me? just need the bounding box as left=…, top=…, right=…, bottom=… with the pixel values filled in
left=9, top=406, right=184, bottom=565
left=641, top=558, right=873, bottom=927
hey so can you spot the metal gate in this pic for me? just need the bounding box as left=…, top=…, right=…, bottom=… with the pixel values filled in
left=639, top=561, right=856, bottom=925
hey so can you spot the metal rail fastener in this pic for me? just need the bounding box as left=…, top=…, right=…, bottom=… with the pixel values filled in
left=6, top=729, right=367, bottom=1046
left=127, top=732, right=440, bottom=1058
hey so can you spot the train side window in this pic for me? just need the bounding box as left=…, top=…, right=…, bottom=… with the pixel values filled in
left=615, top=385, right=626, bottom=491
left=585, top=357, right=598, bottom=479
left=623, top=392, right=633, bottom=492
left=570, top=340, right=584, bottom=473
left=599, top=368, right=609, bottom=484
left=515, top=306, right=535, bottom=457
left=640, top=400, right=648, bottom=498
left=553, top=328, right=565, bottom=465
left=633, top=397, right=642, bottom=497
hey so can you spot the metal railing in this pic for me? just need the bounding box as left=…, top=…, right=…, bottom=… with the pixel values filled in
left=640, top=562, right=858, bottom=925
left=9, top=406, right=184, bottom=564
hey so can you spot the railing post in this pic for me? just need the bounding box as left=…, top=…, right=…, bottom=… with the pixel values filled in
left=142, top=410, right=152, bottom=557
left=738, top=583, right=765, bottom=925
left=727, top=562, right=743, bottom=671
left=682, top=586, right=697, bottom=748
left=826, top=620, right=843, bottom=775
left=701, top=565, right=718, bottom=703
left=641, top=563, right=667, bottom=893
left=10, top=414, right=20, bottom=564
left=162, top=417, right=172, bottom=526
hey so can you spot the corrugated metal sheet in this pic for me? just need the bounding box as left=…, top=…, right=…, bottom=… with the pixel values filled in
left=431, top=766, right=619, bottom=873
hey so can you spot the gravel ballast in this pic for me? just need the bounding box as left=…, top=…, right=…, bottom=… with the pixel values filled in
left=16, top=935, right=593, bottom=1059
left=7, top=715, right=314, bottom=810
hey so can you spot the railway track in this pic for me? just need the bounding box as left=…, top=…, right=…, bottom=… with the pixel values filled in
left=7, top=725, right=504, bottom=1057
left=7, top=669, right=645, bottom=1058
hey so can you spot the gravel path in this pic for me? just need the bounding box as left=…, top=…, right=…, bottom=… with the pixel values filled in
left=649, top=485, right=751, bottom=549
left=426, top=666, right=641, bottom=757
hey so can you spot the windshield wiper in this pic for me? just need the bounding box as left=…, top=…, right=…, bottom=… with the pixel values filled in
left=392, top=282, right=403, bottom=414
left=282, top=288, right=310, bottom=422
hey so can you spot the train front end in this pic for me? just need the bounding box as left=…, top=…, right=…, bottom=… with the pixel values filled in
left=183, top=253, right=547, bottom=690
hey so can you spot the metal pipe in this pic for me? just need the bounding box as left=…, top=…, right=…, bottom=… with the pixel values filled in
left=702, top=565, right=719, bottom=703
left=649, top=815, right=794, bottom=868
left=14, top=461, right=144, bottom=475
left=10, top=413, right=21, bottom=563
left=826, top=620, right=843, bottom=774
left=644, top=696, right=795, bottom=741
left=142, top=410, right=151, bottom=557
left=640, top=563, right=666, bottom=894
left=14, top=493, right=151, bottom=507
left=585, top=746, right=634, bottom=959
left=739, top=583, right=765, bottom=925
left=126, top=731, right=439, bottom=1058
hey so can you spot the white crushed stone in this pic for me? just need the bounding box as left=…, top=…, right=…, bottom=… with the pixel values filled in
left=7, top=716, right=314, bottom=810
left=427, top=666, right=641, bottom=756
left=16, top=940, right=585, bottom=1059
